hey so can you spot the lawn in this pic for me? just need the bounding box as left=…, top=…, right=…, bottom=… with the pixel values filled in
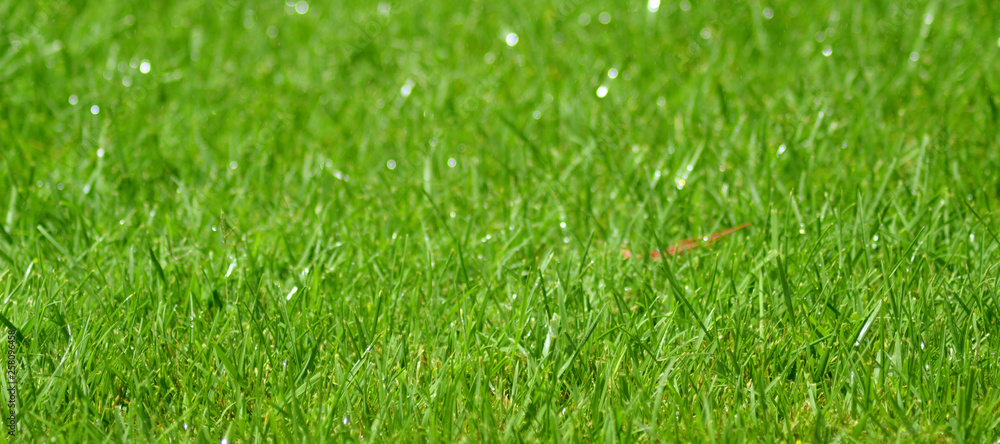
left=2, top=0, right=1000, bottom=441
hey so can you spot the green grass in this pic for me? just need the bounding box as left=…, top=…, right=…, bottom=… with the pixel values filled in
left=2, top=0, right=1000, bottom=441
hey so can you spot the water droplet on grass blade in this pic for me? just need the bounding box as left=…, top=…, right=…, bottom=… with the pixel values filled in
left=505, top=33, right=518, bottom=46
left=400, top=80, right=415, bottom=97
left=286, top=286, right=298, bottom=300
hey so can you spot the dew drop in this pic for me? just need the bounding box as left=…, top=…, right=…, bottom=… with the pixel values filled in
left=505, top=32, right=518, bottom=47
left=400, top=79, right=415, bottom=97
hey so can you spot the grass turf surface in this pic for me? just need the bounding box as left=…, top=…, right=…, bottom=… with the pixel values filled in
left=3, top=0, right=1000, bottom=441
